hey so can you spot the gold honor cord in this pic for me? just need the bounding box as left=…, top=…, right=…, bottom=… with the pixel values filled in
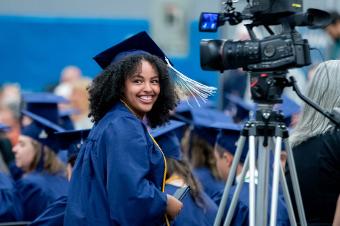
left=120, top=99, right=170, bottom=226
left=148, top=132, right=170, bottom=226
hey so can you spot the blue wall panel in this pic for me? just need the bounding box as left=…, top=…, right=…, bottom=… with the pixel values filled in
left=0, top=16, right=219, bottom=103
left=0, top=16, right=149, bottom=91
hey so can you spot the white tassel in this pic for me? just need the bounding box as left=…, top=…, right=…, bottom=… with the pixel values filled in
left=165, top=58, right=217, bottom=107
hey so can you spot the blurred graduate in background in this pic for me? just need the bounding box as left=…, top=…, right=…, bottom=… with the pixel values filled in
left=29, top=129, right=90, bottom=226
left=13, top=109, right=68, bottom=221
left=213, top=122, right=290, bottom=226
left=151, top=120, right=218, bottom=226
left=177, top=107, right=232, bottom=202
left=0, top=123, right=22, bottom=222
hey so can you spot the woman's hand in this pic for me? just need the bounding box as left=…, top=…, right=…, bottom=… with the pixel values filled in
left=166, top=194, right=183, bottom=220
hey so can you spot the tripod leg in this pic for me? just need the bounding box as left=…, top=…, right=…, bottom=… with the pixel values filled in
left=223, top=154, right=249, bottom=226
left=256, top=137, right=268, bottom=226
left=257, top=137, right=270, bottom=226
left=249, top=135, right=256, bottom=226
left=279, top=158, right=298, bottom=226
left=284, top=139, right=307, bottom=226
left=269, top=136, right=282, bottom=226
left=213, top=136, right=247, bottom=226
left=271, top=137, right=298, bottom=226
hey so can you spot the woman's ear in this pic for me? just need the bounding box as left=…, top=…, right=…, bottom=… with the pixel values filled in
left=224, top=152, right=234, bottom=167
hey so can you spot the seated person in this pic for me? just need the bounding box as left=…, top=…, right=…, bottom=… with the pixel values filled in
left=213, top=122, right=290, bottom=226
left=0, top=172, right=22, bottom=222
left=13, top=110, right=68, bottom=221
left=151, top=120, right=218, bottom=226
left=29, top=129, right=90, bottom=226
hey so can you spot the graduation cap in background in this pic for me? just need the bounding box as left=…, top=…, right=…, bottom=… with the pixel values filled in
left=21, top=109, right=65, bottom=152
left=150, top=120, right=186, bottom=160
left=174, top=97, right=215, bottom=120
left=214, top=122, right=248, bottom=163
left=21, top=92, right=69, bottom=126
left=55, top=129, right=90, bottom=162
left=225, top=94, right=256, bottom=123
left=59, top=108, right=79, bottom=130
left=93, top=31, right=216, bottom=105
left=173, top=106, right=234, bottom=146
left=275, top=95, right=301, bottom=127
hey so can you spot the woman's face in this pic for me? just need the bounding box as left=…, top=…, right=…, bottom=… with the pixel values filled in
left=123, top=60, right=160, bottom=118
left=12, top=135, right=36, bottom=172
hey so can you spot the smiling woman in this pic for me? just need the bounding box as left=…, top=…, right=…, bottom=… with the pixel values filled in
left=123, top=60, right=161, bottom=119
left=64, top=31, right=182, bottom=226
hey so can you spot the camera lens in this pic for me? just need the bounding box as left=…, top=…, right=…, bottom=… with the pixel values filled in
left=200, top=39, right=261, bottom=71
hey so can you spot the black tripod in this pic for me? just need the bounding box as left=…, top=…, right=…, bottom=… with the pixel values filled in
left=214, top=71, right=310, bottom=226
left=214, top=104, right=308, bottom=226
left=214, top=69, right=340, bottom=225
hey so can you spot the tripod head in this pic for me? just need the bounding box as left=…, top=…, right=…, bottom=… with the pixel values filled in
left=250, top=71, right=288, bottom=105
left=248, top=70, right=340, bottom=128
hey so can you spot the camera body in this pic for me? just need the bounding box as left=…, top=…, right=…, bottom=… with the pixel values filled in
left=199, top=0, right=311, bottom=72
left=248, top=0, right=302, bottom=16
left=200, top=30, right=311, bottom=72
left=199, top=0, right=330, bottom=104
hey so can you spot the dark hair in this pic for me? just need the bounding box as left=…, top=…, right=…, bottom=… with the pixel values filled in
left=166, top=157, right=206, bottom=209
left=88, top=54, right=178, bottom=127
left=30, top=139, right=66, bottom=175
left=182, top=131, right=220, bottom=180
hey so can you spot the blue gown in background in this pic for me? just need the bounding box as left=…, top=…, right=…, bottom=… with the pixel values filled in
left=64, top=102, right=167, bottom=226
left=0, top=172, right=22, bottom=221
left=29, top=195, right=67, bottom=226
left=215, top=183, right=290, bottom=226
left=193, top=167, right=225, bottom=203
left=165, top=184, right=217, bottom=226
left=15, top=171, right=69, bottom=221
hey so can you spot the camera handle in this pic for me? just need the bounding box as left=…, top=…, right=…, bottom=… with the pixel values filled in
left=213, top=106, right=308, bottom=226
left=288, top=76, right=340, bottom=128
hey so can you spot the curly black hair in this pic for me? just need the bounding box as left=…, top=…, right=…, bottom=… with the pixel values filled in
left=88, top=54, right=179, bottom=128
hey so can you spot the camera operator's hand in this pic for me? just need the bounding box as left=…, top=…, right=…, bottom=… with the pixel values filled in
left=166, top=194, right=183, bottom=220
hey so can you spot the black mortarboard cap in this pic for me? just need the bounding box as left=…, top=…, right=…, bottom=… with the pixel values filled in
left=55, top=129, right=90, bottom=160
left=188, top=108, right=233, bottom=146
left=21, top=109, right=65, bottom=152
left=22, top=92, right=69, bottom=125
left=59, top=109, right=78, bottom=130
left=93, top=31, right=172, bottom=69
left=225, top=94, right=256, bottom=122
left=214, top=122, right=248, bottom=163
left=150, top=120, right=186, bottom=160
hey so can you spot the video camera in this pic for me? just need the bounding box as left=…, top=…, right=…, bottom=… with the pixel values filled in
left=199, top=0, right=330, bottom=73
left=199, top=0, right=331, bottom=104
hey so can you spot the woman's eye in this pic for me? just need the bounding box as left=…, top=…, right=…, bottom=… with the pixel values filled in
left=151, top=79, right=159, bottom=84
left=133, top=80, right=143, bottom=84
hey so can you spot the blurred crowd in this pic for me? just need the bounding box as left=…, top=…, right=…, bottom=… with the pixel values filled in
left=0, top=10, right=340, bottom=226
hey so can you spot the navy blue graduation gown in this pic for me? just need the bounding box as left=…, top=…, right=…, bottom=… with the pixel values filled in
left=193, top=167, right=225, bottom=202
left=165, top=184, right=217, bottom=226
left=215, top=183, right=290, bottom=226
left=64, top=102, right=167, bottom=226
left=15, top=171, right=69, bottom=221
left=29, top=195, right=67, bottom=226
left=8, top=161, right=24, bottom=181
left=0, top=172, right=22, bottom=221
